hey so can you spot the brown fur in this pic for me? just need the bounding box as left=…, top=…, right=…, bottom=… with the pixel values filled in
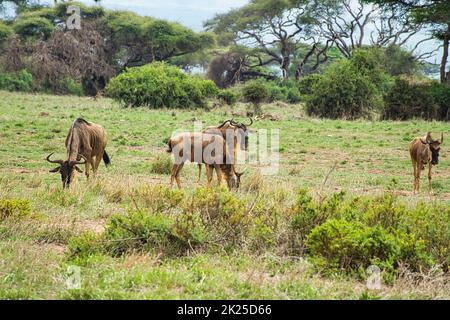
left=197, top=118, right=252, bottom=183
left=47, top=118, right=109, bottom=188
left=167, top=132, right=240, bottom=189
left=409, top=132, right=443, bottom=194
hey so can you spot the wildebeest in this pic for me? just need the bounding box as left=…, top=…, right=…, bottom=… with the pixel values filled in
left=46, top=118, right=110, bottom=188
left=197, top=118, right=253, bottom=182
left=409, top=132, right=443, bottom=194
left=166, top=132, right=243, bottom=189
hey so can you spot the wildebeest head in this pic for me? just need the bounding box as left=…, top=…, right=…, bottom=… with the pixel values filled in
left=224, top=167, right=246, bottom=190
left=424, top=132, right=443, bottom=165
left=46, top=153, right=86, bottom=188
left=230, top=117, right=253, bottom=150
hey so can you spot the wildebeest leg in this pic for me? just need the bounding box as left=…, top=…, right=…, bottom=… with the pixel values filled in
left=428, top=163, right=433, bottom=194
left=205, top=165, right=213, bottom=188
left=415, top=162, right=422, bottom=193
left=197, top=164, right=202, bottom=184
left=93, top=155, right=102, bottom=178
left=170, top=164, right=179, bottom=187
left=174, top=163, right=184, bottom=189
left=214, top=164, right=223, bottom=187
left=412, top=159, right=417, bottom=193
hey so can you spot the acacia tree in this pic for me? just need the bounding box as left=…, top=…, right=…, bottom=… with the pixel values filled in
left=366, top=0, right=450, bottom=84
left=205, top=0, right=332, bottom=80
left=318, top=0, right=433, bottom=59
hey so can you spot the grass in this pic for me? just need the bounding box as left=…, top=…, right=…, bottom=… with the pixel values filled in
left=0, top=90, right=449, bottom=299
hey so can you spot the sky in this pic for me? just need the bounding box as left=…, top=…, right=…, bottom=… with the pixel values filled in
left=70, top=0, right=248, bottom=31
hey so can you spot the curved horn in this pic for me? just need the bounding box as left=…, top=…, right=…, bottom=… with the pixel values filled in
left=217, top=119, right=233, bottom=128
left=46, top=153, right=63, bottom=165
left=70, top=154, right=87, bottom=165
left=246, top=117, right=254, bottom=126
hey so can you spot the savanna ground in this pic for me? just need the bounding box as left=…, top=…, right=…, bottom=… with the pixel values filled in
left=0, top=90, right=449, bottom=299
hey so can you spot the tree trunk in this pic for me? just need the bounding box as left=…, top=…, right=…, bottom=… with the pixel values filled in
left=440, top=24, right=450, bottom=85
left=281, top=56, right=290, bottom=80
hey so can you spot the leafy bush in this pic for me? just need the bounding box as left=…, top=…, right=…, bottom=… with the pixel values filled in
left=64, top=185, right=449, bottom=277
left=0, top=70, right=33, bottom=92
left=382, top=77, right=439, bottom=120
left=242, top=80, right=268, bottom=114
left=217, top=89, right=237, bottom=105
left=298, top=74, right=322, bottom=95
left=150, top=154, right=172, bottom=175
left=104, top=212, right=202, bottom=255
left=0, top=198, right=32, bottom=221
left=307, top=219, right=401, bottom=275
left=0, top=22, right=13, bottom=48
left=242, top=80, right=268, bottom=104
left=13, top=17, right=54, bottom=40
left=306, top=60, right=382, bottom=119
left=62, top=78, right=84, bottom=96
left=429, top=81, right=450, bottom=121
left=106, top=62, right=218, bottom=108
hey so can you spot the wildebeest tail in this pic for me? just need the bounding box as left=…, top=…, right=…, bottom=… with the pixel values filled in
left=103, top=151, right=111, bottom=167
left=166, top=139, right=173, bottom=153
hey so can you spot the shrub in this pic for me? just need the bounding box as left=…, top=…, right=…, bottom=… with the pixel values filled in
left=307, top=219, right=401, bottom=275
left=298, top=74, right=322, bottom=95
left=0, top=22, right=13, bottom=48
left=0, top=70, right=33, bottom=92
left=382, top=77, right=439, bottom=120
left=217, top=89, right=237, bottom=105
left=106, top=62, right=218, bottom=108
left=13, top=17, right=54, bottom=40
left=289, top=190, right=345, bottom=254
left=150, top=154, right=172, bottom=175
left=429, top=81, right=450, bottom=121
left=306, top=60, right=382, bottom=119
left=0, top=198, right=32, bottom=221
left=62, top=78, right=84, bottom=96
left=242, top=80, right=268, bottom=114
left=104, top=211, right=205, bottom=257
left=67, top=231, right=104, bottom=260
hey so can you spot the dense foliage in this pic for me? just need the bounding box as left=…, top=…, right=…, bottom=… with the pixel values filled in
left=106, top=62, right=218, bottom=108
left=67, top=186, right=450, bottom=281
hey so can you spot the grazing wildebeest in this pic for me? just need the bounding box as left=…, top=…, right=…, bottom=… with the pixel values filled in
left=166, top=132, right=243, bottom=189
left=197, top=118, right=253, bottom=182
left=409, top=132, right=443, bottom=194
left=46, top=118, right=110, bottom=188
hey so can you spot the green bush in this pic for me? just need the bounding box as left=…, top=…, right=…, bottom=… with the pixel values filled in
left=0, top=70, right=33, bottom=92
left=104, top=211, right=205, bottom=257
left=217, top=89, right=237, bottom=105
left=307, top=219, right=401, bottom=275
left=298, top=74, right=322, bottom=95
left=13, top=16, right=54, bottom=40
left=290, top=190, right=345, bottom=254
left=242, top=80, right=268, bottom=104
left=62, top=78, right=84, bottom=96
left=382, top=77, right=439, bottom=120
left=67, top=231, right=104, bottom=260
left=429, top=81, right=450, bottom=121
left=306, top=60, right=382, bottom=119
left=242, top=80, right=268, bottom=114
left=0, top=198, right=32, bottom=221
left=64, top=185, right=448, bottom=276
left=150, top=154, right=172, bottom=175
left=106, top=62, right=218, bottom=108
left=0, top=22, right=13, bottom=48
